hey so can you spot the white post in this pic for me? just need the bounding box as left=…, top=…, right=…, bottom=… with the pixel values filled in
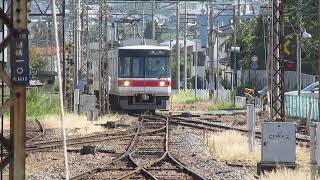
left=247, top=104, right=255, bottom=153
left=74, top=89, right=80, bottom=114
left=195, top=30, right=198, bottom=97
left=311, top=124, right=317, bottom=180
left=315, top=122, right=320, bottom=177
left=306, top=96, right=313, bottom=132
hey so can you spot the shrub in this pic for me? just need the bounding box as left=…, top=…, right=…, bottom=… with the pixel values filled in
left=208, top=101, right=238, bottom=111
left=27, top=88, right=59, bottom=117
left=171, top=90, right=202, bottom=104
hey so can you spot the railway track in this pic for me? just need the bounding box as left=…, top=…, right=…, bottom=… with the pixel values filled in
left=71, top=114, right=206, bottom=180
left=26, top=126, right=165, bottom=152
left=169, top=116, right=310, bottom=144
left=26, top=119, right=46, bottom=144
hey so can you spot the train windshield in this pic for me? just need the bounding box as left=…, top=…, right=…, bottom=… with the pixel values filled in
left=145, top=57, right=169, bottom=78
left=119, top=56, right=170, bottom=78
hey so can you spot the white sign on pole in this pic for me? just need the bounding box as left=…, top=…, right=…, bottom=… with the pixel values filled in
left=251, top=55, right=258, bottom=63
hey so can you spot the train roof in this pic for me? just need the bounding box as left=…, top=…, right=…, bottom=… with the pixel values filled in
left=119, top=45, right=170, bottom=51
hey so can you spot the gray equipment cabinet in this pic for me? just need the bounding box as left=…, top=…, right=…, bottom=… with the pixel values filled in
left=257, top=122, right=297, bottom=175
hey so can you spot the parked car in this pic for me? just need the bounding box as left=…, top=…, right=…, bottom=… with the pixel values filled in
left=285, top=82, right=319, bottom=97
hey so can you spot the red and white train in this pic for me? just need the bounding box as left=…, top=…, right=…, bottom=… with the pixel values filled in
left=107, top=45, right=171, bottom=111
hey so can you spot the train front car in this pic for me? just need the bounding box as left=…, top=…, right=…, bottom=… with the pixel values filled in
left=110, top=45, right=171, bottom=111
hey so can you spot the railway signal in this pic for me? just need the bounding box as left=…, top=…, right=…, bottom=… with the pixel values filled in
left=285, top=61, right=296, bottom=71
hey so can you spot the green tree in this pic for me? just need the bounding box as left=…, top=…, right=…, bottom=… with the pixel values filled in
left=231, top=1, right=320, bottom=75
left=222, top=16, right=265, bottom=70
left=29, top=48, right=48, bottom=79
left=170, top=45, right=192, bottom=89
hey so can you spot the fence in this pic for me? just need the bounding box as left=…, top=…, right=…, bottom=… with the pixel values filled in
left=189, top=88, right=247, bottom=108
left=285, top=95, right=319, bottom=121
left=241, top=70, right=315, bottom=91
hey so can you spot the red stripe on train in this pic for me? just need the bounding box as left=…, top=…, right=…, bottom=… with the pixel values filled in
left=118, top=80, right=171, bottom=87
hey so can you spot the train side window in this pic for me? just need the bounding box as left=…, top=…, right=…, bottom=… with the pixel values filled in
left=119, top=57, right=130, bottom=78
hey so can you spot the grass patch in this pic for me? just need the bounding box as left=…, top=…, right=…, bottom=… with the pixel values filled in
left=41, top=113, right=122, bottom=134
left=27, top=88, right=59, bottom=117
left=208, top=131, right=259, bottom=163
left=260, top=168, right=310, bottom=180
left=170, top=91, right=243, bottom=111
left=208, top=131, right=309, bottom=166
left=171, top=90, right=202, bottom=104
left=208, top=101, right=239, bottom=111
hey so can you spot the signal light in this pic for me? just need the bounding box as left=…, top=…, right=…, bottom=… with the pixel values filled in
left=285, top=61, right=296, bottom=71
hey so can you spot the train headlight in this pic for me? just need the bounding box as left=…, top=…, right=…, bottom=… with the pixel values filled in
left=159, top=81, right=166, bottom=87
left=124, top=81, right=130, bottom=87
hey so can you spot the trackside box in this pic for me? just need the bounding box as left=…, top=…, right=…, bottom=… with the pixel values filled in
left=261, top=122, right=296, bottom=163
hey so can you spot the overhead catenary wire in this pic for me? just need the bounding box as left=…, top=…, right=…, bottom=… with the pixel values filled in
left=51, top=0, right=70, bottom=179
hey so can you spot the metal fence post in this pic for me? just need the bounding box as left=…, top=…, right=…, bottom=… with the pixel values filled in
left=311, top=124, right=317, bottom=180
left=307, top=96, right=313, bottom=132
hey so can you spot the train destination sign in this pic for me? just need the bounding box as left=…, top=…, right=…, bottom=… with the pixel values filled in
left=12, top=33, right=29, bottom=85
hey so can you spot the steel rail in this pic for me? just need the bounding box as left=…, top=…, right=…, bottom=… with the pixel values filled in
left=116, top=114, right=207, bottom=180
left=26, top=119, right=46, bottom=144
left=170, top=116, right=310, bottom=144
left=128, top=152, right=158, bottom=180
left=26, top=128, right=135, bottom=146
left=27, top=126, right=165, bottom=152
left=70, top=117, right=164, bottom=180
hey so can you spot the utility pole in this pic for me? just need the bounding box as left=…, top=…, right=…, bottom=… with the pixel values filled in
left=208, top=2, right=214, bottom=99
left=184, top=2, right=188, bottom=90
left=98, top=0, right=109, bottom=115
left=238, top=0, right=241, bottom=16
left=195, top=30, right=199, bottom=96
left=176, top=2, right=180, bottom=91
left=142, top=4, right=145, bottom=44
left=271, top=0, right=285, bottom=121
left=62, top=0, right=66, bottom=103
left=152, top=0, right=155, bottom=40
left=10, top=0, right=29, bottom=179
left=81, top=1, right=90, bottom=94
left=216, top=22, right=220, bottom=98
left=232, top=5, right=238, bottom=103
left=296, top=0, right=302, bottom=96
left=318, top=0, right=320, bottom=124
left=75, top=0, right=81, bottom=90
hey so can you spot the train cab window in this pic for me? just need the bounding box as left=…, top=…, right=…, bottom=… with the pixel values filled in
left=119, top=57, right=130, bottom=78
left=145, top=57, right=170, bottom=78
left=131, top=57, right=145, bottom=78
